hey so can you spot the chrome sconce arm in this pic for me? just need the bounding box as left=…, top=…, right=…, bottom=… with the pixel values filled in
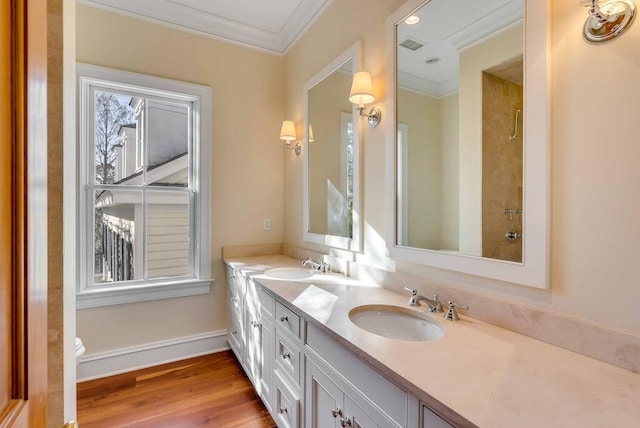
left=279, top=120, right=302, bottom=156
left=582, top=0, right=636, bottom=43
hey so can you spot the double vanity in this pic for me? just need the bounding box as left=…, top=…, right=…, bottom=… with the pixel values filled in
left=224, top=254, right=640, bottom=428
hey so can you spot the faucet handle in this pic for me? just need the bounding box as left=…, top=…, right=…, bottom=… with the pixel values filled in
left=319, top=261, right=331, bottom=273
left=404, top=287, right=419, bottom=306
left=444, top=300, right=468, bottom=321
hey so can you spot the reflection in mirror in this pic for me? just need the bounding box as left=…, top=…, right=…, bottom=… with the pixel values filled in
left=395, top=0, right=523, bottom=262
left=304, top=42, right=361, bottom=251
left=388, top=0, right=549, bottom=288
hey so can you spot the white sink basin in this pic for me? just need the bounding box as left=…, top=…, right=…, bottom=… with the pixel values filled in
left=349, top=305, right=445, bottom=342
left=264, top=267, right=313, bottom=280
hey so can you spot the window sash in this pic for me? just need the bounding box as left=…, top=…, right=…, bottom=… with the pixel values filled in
left=78, top=65, right=210, bottom=300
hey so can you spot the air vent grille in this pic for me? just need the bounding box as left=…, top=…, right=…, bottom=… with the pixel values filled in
left=399, top=38, right=424, bottom=51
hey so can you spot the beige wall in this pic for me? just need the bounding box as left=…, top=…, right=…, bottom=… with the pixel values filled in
left=439, top=93, right=459, bottom=250
left=284, top=0, right=407, bottom=260
left=397, top=88, right=442, bottom=249
left=283, top=0, right=640, bottom=334
left=76, top=5, right=284, bottom=353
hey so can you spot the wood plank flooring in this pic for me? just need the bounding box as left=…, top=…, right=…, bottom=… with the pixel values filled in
left=77, top=351, right=276, bottom=428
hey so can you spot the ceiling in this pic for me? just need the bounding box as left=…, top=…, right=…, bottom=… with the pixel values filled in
left=396, top=0, right=522, bottom=97
left=78, top=0, right=334, bottom=55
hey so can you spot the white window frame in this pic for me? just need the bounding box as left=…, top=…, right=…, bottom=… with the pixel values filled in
left=76, top=63, right=212, bottom=309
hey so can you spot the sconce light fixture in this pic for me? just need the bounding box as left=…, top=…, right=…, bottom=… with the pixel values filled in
left=349, top=71, right=381, bottom=127
left=280, top=120, right=301, bottom=156
left=582, top=0, right=636, bottom=43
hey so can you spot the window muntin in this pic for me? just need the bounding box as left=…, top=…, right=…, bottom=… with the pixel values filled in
left=78, top=65, right=211, bottom=304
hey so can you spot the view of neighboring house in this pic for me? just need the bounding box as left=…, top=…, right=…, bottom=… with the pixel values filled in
left=95, top=95, right=191, bottom=284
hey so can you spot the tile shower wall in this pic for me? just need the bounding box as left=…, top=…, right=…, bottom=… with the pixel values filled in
left=481, top=71, right=523, bottom=262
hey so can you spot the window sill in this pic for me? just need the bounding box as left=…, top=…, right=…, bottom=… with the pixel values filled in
left=76, top=278, right=214, bottom=309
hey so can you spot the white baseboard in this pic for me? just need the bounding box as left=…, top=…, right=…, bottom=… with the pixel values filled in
left=77, top=330, right=229, bottom=382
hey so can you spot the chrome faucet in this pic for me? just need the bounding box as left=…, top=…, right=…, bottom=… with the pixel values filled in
left=302, top=257, right=330, bottom=273
left=403, top=287, right=443, bottom=313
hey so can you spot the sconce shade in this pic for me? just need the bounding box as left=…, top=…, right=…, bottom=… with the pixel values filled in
left=280, top=120, right=297, bottom=142
left=349, top=71, right=375, bottom=106
left=308, top=124, right=314, bottom=143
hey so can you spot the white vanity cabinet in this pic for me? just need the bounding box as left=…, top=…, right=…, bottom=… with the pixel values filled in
left=305, top=355, right=400, bottom=428
left=305, top=323, right=409, bottom=428
left=245, top=279, right=276, bottom=411
left=226, top=267, right=244, bottom=361
left=225, top=265, right=275, bottom=413
left=225, top=263, right=455, bottom=428
left=421, top=406, right=454, bottom=428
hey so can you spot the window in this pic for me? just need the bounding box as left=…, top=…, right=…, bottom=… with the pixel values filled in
left=77, top=64, right=212, bottom=308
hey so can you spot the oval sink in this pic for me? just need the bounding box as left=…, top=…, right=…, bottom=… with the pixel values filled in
left=264, top=267, right=313, bottom=280
left=349, top=305, right=444, bottom=342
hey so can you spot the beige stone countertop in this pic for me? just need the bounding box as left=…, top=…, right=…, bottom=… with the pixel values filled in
left=225, top=255, right=640, bottom=428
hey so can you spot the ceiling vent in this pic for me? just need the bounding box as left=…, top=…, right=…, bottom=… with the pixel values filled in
left=399, top=37, right=424, bottom=51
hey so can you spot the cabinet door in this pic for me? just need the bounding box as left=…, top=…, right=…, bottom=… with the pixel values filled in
left=422, top=406, right=454, bottom=428
left=244, top=278, right=263, bottom=383
left=344, top=395, right=396, bottom=428
left=305, top=358, right=341, bottom=428
left=259, top=317, right=274, bottom=411
left=244, top=304, right=261, bottom=385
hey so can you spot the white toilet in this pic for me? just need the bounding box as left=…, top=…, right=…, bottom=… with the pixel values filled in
left=75, top=337, right=85, bottom=367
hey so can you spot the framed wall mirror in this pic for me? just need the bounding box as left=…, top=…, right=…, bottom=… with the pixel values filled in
left=303, top=42, right=362, bottom=251
left=386, top=0, right=549, bottom=288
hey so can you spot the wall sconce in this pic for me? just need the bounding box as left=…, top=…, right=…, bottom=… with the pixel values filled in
left=349, top=71, right=381, bottom=127
left=582, top=0, right=636, bottom=43
left=280, top=120, right=301, bottom=156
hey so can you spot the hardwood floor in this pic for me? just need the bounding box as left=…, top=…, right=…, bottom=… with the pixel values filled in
left=77, top=351, right=276, bottom=428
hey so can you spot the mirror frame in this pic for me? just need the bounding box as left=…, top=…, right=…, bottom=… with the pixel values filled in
left=385, top=0, right=549, bottom=288
left=303, top=41, right=363, bottom=252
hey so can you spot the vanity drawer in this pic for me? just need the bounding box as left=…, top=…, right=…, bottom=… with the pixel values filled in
left=274, top=373, right=300, bottom=428
left=275, top=329, right=302, bottom=389
left=275, top=301, right=300, bottom=340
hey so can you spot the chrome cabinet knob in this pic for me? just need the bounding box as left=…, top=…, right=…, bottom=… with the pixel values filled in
left=279, top=406, right=288, bottom=414
left=280, top=315, right=288, bottom=322
left=331, top=407, right=342, bottom=418
left=340, top=416, right=352, bottom=427
left=281, top=352, right=291, bottom=360
left=250, top=320, right=260, bottom=328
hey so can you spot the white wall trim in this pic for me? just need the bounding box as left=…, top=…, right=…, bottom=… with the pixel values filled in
left=77, top=330, right=229, bottom=382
